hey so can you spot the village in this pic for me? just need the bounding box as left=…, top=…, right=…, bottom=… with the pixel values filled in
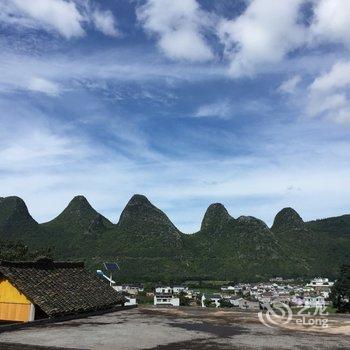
left=112, top=276, right=335, bottom=312
left=0, top=258, right=335, bottom=325
left=0, top=258, right=348, bottom=350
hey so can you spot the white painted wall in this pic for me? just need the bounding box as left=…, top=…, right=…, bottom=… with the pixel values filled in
left=154, top=296, right=179, bottom=306
left=28, top=303, right=35, bottom=322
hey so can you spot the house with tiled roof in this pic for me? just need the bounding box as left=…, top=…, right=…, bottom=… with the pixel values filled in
left=0, top=257, right=125, bottom=322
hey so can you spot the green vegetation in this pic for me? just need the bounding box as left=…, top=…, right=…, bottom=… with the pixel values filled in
left=179, top=292, right=191, bottom=306
left=0, top=194, right=349, bottom=282
left=291, top=306, right=337, bottom=315
left=137, top=292, right=153, bottom=305
left=330, top=265, right=350, bottom=313
left=219, top=298, right=233, bottom=308
left=203, top=299, right=214, bottom=307
left=0, top=239, right=53, bottom=261
left=323, top=306, right=337, bottom=314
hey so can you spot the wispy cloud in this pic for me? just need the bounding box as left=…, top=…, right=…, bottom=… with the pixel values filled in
left=194, top=101, right=233, bottom=119
left=91, top=8, right=119, bottom=37
left=1, top=91, right=349, bottom=232
left=27, top=77, right=61, bottom=96
left=278, top=75, right=302, bottom=94
left=0, top=47, right=227, bottom=97
left=1, top=0, right=350, bottom=234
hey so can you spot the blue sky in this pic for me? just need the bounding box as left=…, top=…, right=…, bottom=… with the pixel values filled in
left=0, top=0, right=350, bottom=232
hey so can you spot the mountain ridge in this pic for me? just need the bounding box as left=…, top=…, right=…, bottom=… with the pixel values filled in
left=3, top=194, right=343, bottom=233
left=0, top=194, right=349, bottom=281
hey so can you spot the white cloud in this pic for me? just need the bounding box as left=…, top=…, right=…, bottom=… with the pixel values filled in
left=308, top=92, right=347, bottom=118
left=310, top=61, right=350, bottom=92
left=278, top=75, right=302, bottom=94
left=1, top=93, right=350, bottom=232
left=0, top=0, right=120, bottom=39
left=307, top=61, right=350, bottom=123
left=137, top=0, right=213, bottom=62
left=194, top=101, right=232, bottom=118
left=2, top=119, right=350, bottom=231
left=1, top=0, right=350, bottom=232
left=92, top=9, right=119, bottom=37
left=218, top=0, right=306, bottom=77
left=10, top=0, right=85, bottom=39
left=310, top=0, right=350, bottom=48
left=0, top=47, right=227, bottom=98
left=28, top=77, right=60, bottom=96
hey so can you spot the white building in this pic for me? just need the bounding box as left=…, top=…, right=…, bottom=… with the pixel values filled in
left=185, top=290, right=199, bottom=299
left=173, top=286, right=188, bottom=294
left=125, top=296, right=137, bottom=306
left=306, top=278, right=334, bottom=298
left=221, top=285, right=235, bottom=292
left=154, top=294, right=179, bottom=306
left=307, top=278, right=334, bottom=288
left=114, top=284, right=144, bottom=295
left=229, top=296, right=243, bottom=307
left=239, top=299, right=260, bottom=310
left=201, top=294, right=222, bottom=307
left=304, top=296, right=325, bottom=308
left=155, top=286, right=173, bottom=294
left=291, top=296, right=304, bottom=306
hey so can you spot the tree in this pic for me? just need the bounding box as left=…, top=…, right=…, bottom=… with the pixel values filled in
left=0, top=240, right=28, bottom=260
left=204, top=298, right=213, bottom=307
left=179, top=291, right=191, bottom=306
left=330, top=265, right=350, bottom=313
left=219, top=298, right=233, bottom=308
left=0, top=240, right=54, bottom=261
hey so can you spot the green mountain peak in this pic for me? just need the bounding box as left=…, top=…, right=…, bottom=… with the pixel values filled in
left=0, top=196, right=37, bottom=223
left=200, top=203, right=232, bottom=233
left=43, top=195, right=112, bottom=235
left=0, top=196, right=39, bottom=240
left=0, top=194, right=349, bottom=281
left=272, top=207, right=305, bottom=232
left=118, top=194, right=181, bottom=236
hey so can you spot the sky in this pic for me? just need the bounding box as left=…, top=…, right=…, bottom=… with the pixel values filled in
left=0, top=0, right=350, bottom=233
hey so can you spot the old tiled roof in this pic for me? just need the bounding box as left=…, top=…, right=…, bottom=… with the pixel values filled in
left=0, top=258, right=125, bottom=318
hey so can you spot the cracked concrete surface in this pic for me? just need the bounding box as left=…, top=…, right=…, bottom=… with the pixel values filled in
left=0, top=306, right=349, bottom=349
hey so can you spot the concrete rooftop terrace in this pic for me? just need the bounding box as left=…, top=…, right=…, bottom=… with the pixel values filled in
left=0, top=306, right=349, bottom=350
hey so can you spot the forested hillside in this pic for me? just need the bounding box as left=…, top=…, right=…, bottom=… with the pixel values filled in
left=0, top=195, right=349, bottom=282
